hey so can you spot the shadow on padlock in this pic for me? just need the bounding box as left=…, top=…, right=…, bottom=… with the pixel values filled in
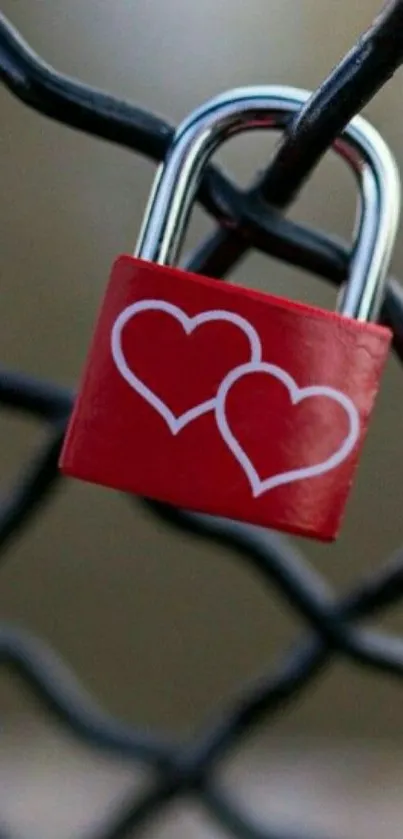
left=59, top=86, right=400, bottom=541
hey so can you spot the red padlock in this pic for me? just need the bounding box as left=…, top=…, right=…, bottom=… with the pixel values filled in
left=60, top=86, right=400, bottom=541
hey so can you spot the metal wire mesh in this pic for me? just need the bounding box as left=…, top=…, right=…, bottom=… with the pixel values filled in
left=2, top=4, right=403, bottom=838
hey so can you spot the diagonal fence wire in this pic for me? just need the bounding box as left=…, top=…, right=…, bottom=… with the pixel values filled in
left=1, top=4, right=403, bottom=838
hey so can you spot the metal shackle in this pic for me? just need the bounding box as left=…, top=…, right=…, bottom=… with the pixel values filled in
left=135, top=86, right=400, bottom=322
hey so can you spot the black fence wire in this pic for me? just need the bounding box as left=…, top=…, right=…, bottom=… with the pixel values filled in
left=2, top=4, right=403, bottom=838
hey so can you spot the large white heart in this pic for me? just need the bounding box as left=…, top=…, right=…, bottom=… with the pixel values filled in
left=215, top=361, right=360, bottom=496
left=111, top=299, right=262, bottom=435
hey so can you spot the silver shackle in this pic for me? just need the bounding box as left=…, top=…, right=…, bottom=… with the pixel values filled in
left=135, top=86, right=400, bottom=322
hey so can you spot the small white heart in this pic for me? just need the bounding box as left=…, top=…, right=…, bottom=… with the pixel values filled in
left=215, top=361, right=360, bottom=496
left=111, top=299, right=262, bottom=435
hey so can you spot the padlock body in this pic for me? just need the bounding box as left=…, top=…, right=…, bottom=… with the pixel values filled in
left=60, top=255, right=391, bottom=541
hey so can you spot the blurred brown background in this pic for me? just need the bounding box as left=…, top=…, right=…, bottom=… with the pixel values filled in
left=1, top=2, right=403, bottom=837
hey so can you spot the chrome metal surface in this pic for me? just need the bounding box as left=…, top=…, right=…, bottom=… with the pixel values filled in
left=135, top=86, right=401, bottom=322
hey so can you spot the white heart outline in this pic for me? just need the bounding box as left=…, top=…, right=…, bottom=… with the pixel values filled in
left=111, top=299, right=262, bottom=435
left=215, top=361, right=360, bottom=496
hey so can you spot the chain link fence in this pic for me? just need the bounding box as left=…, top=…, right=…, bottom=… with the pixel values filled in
left=2, top=4, right=403, bottom=838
